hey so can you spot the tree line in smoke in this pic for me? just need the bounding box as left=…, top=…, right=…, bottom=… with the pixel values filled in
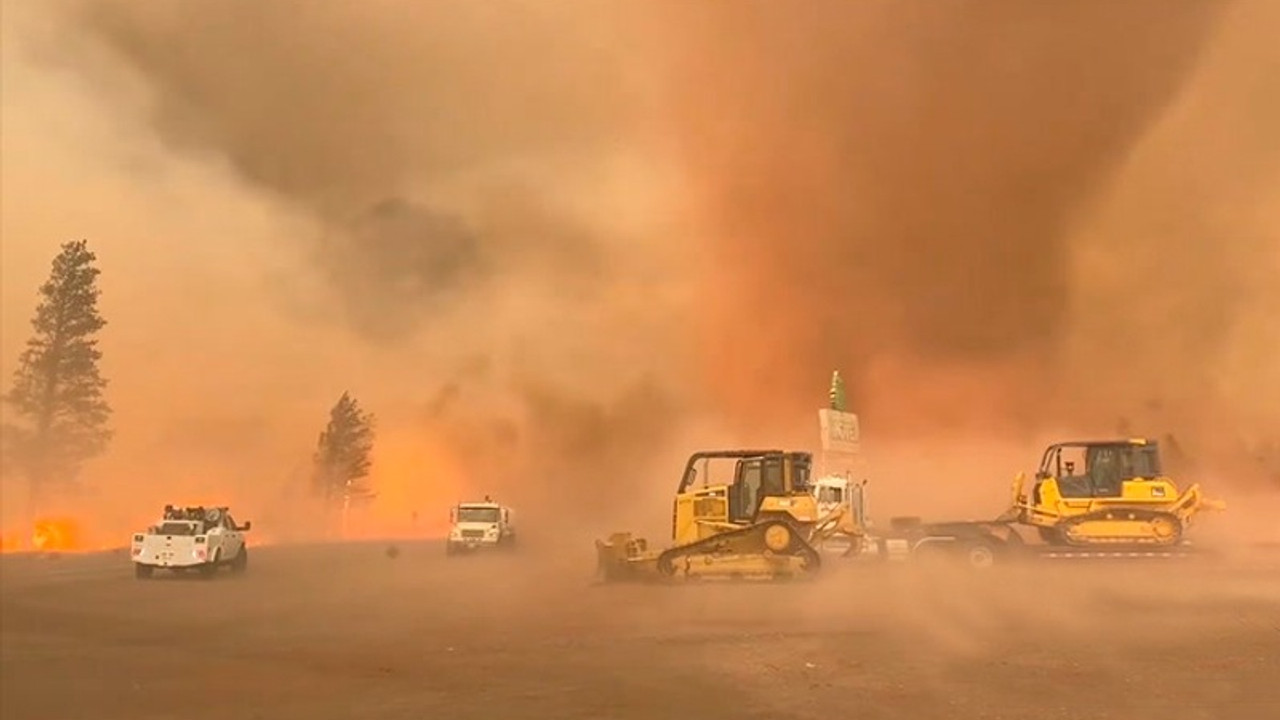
left=2, top=239, right=376, bottom=531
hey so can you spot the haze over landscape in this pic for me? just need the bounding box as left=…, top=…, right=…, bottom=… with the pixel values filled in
left=4, top=4, right=1280, bottom=720
left=2, top=0, right=1278, bottom=543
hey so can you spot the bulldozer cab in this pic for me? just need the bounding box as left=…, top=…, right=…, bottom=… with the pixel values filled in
left=1013, top=437, right=1224, bottom=548
left=672, top=450, right=814, bottom=542
left=1034, top=439, right=1162, bottom=500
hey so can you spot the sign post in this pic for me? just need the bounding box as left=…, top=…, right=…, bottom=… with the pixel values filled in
left=818, top=407, right=862, bottom=475
left=818, top=370, right=863, bottom=477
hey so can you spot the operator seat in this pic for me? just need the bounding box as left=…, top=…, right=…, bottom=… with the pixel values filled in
left=1057, top=460, right=1092, bottom=498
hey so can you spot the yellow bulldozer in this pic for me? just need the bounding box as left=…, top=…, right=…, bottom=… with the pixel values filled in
left=1000, top=438, right=1226, bottom=547
left=595, top=449, right=863, bottom=582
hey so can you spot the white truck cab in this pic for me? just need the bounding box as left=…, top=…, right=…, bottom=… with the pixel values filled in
left=810, top=475, right=872, bottom=555
left=131, top=505, right=251, bottom=579
left=812, top=475, right=868, bottom=527
left=445, top=497, right=516, bottom=555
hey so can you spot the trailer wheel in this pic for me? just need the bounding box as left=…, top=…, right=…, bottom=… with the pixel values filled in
left=135, top=564, right=154, bottom=580
left=963, top=542, right=997, bottom=570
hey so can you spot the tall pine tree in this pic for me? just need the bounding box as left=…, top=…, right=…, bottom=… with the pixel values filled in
left=4, top=239, right=112, bottom=513
left=312, top=392, right=376, bottom=515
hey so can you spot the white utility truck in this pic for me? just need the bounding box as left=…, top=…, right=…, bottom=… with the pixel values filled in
left=445, top=497, right=516, bottom=555
left=810, top=474, right=871, bottom=556
left=131, top=505, right=251, bottom=579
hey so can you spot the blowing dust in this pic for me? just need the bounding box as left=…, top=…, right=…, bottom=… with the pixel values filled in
left=1, top=0, right=692, bottom=543
left=1, top=1, right=1278, bottom=549
left=655, top=0, right=1280, bottom=539
left=658, top=1, right=1280, bottom=448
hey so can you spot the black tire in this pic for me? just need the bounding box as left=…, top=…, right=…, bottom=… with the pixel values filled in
left=135, top=564, right=154, bottom=580
left=961, top=541, right=998, bottom=570
left=199, top=553, right=219, bottom=579
left=231, top=546, right=248, bottom=575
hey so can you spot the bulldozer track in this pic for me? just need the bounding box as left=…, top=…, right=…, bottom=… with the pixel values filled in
left=1055, top=507, right=1184, bottom=547
left=1037, top=550, right=1198, bottom=559
left=655, top=519, right=822, bottom=579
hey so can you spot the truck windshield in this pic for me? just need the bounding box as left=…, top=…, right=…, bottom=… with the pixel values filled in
left=157, top=522, right=199, bottom=536
left=457, top=507, right=500, bottom=523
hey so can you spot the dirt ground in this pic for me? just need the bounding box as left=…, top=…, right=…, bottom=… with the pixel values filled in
left=2, top=540, right=1278, bottom=720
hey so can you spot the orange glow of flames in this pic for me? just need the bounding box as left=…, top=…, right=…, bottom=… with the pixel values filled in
left=31, top=518, right=84, bottom=552
left=1, top=434, right=485, bottom=551
left=0, top=531, right=23, bottom=553
left=339, top=431, right=468, bottom=541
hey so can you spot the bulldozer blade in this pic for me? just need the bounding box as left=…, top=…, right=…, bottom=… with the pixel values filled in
left=595, top=532, right=664, bottom=583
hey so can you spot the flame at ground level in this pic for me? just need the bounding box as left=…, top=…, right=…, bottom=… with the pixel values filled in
left=0, top=517, right=127, bottom=554
left=1, top=503, right=459, bottom=554
left=0, top=518, right=88, bottom=553
left=334, top=430, right=471, bottom=542
left=33, top=518, right=82, bottom=551
left=0, top=531, right=23, bottom=552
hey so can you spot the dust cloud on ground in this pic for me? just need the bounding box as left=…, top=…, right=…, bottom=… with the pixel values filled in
left=2, top=0, right=1278, bottom=549
left=3, top=543, right=1280, bottom=720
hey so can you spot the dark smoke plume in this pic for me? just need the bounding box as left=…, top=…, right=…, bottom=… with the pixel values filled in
left=68, top=0, right=645, bottom=341
left=324, top=199, right=484, bottom=340
left=8, top=0, right=1276, bottom=542
left=653, top=0, right=1249, bottom=442
left=71, top=0, right=642, bottom=216
left=29, top=0, right=685, bottom=526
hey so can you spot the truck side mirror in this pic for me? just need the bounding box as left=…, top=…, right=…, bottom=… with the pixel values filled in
left=503, top=510, right=510, bottom=523
left=240, top=521, right=252, bottom=531
left=449, top=508, right=456, bottom=523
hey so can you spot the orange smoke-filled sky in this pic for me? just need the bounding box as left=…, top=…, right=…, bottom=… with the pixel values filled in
left=2, top=0, right=1278, bottom=539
